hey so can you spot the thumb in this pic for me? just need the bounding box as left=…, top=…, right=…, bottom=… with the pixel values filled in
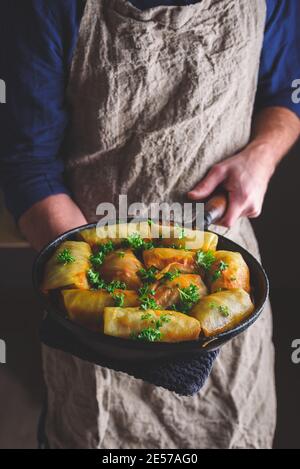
left=188, top=165, right=227, bottom=200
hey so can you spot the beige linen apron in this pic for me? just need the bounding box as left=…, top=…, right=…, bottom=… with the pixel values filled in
left=42, top=0, right=276, bottom=449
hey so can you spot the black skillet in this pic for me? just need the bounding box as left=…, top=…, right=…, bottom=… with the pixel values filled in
left=32, top=193, right=269, bottom=364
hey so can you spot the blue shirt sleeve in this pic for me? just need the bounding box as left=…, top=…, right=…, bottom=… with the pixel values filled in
left=0, top=0, right=83, bottom=221
left=256, top=0, right=300, bottom=118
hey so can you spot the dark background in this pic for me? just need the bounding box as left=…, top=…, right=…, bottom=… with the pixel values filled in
left=0, top=142, right=299, bottom=449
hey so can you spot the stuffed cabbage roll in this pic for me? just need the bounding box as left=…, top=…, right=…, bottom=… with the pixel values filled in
left=42, top=241, right=91, bottom=292
left=159, top=226, right=218, bottom=252
left=62, top=289, right=139, bottom=330
left=99, top=249, right=143, bottom=290
left=208, top=250, right=251, bottom=293
left=79, top=222, right=152, bottom=248
left=104, top=307, right=201, bottom=342
left=191, top=289, right=254, bottom=337
left=153, top=274, right=207, bottom=309
left=143, top=248, right=197, bottom=273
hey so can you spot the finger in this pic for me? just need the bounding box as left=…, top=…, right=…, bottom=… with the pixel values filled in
left=188, top=165, right=227, bottom=200
left=217, top=192, right=245, bottom=228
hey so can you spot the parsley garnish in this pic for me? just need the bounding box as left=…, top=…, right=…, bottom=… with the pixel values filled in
left=90, top=241, right=115, bottom=267
left=140, top=297, right=159, bottom=311
left=178, top=284, right=200, bottom=313
left=141, top=313, right=153, bottom=321
left=57, top=248, right=76, bottom=265
left=163, top=269, right=181, bottom=282
left=106, top=280, right=127, bottom=294
left=138, top=284, right=159, bottom=311
left=87, top=269, right=106, bottom=289
left=212, top=261, right=229, bottom=282
left=112, top=292, right=125, bottom=307
left=219, top=305, right=230, bottom=317
left=138, top=267, right=158, bottom=283
left=124, top=233, right=144, bottom=249
left=196, top=250, right=216, bottom=270
left=124, top=233, right=154, bottom=251
left=87, top=270, right=126, bottom=293
left=118, top=251, right=126, bottom=258
left=133, top=313, right=172, bottom=342
left=132, top=327, right=162, bottom=342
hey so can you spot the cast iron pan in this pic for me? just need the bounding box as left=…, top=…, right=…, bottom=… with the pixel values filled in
left=32, top=193, right=269, bottom=363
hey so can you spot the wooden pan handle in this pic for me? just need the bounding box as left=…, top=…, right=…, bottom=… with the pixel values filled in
left=204, top=191, right=228, bottom=228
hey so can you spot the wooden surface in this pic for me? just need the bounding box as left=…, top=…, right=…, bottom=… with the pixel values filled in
left=0, top=192, right=29, bottom=248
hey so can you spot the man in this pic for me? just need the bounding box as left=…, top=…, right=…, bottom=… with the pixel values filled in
left=0, top=0, right=299, bottom=449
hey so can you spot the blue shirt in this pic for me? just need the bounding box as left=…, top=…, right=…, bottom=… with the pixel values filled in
left=0, top=0, right=299, bottom=220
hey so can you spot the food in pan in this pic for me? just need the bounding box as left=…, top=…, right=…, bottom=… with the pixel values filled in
left=208, top=250, right=251, bottom=293
left=191, top=289, right=254, bottom=337
left=152, top=274, right=207, bottom=309
left=99, top=249, right=143, bottom=290
left=143, top=248, right=197, bottom=273
left=42, top=241, right=91, bottom=292
left=41, top=223, right=255, bottom=342
left=62, top=289, right=139, bottom=330
left=104, top=307, right=201, bottom=342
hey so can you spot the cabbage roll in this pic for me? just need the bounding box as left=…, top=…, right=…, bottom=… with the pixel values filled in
left=153, top=274, right=207, bottom=309
left=79, top=222, right=152, bottom=248
left=42, top=241, right=91, bottom=292
left=104, top=307, right=201, bottom=342
left=99, top=249, right=143, bottom=290
left=191, top=289, right=254, bottom=337
left=159, top=226, right=218, bottom=251
left=62, top=289, right=139, bottom=330
left=143, top=248, right=197, bottom=273
left=208, top=250, right=251, bottom=293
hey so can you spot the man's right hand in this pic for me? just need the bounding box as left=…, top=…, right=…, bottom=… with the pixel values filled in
left=19, top=194, right=88, bottom=252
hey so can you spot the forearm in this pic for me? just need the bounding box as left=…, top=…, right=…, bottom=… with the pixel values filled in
left=19, top=194, right=87, bottom=252
left=249, top=107, right=300, bottom=173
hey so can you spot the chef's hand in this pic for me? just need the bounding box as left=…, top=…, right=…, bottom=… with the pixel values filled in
left=188, top=142, right=275, bottom=228
left=188, top=107, right=300, bottom=228
left=19, top=194, right=87, bottom=251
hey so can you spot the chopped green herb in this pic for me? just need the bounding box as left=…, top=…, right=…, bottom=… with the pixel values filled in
left=132, top=327, right=162, bottom=342
left=196, top=250, right=216, bottom=270
left=209, top=302, right=219, bottom=309
left=124, top=233, right=154, bottom=251
left=140, top=297, right=159, bottom=311
left=118, top=251, right=126, bottom=258
left=141, top=313, right=153, bottom=321
left=230, top=276, right=237, bottom=281
left=132, top=311, right=172, bottom=342
left=139, top=285, right=156, bottom=298
left=112, top=292, right=125, bottom=307
left=147, top=219, right=154, bottom=226
left=138, top=267, right=158, bottom=283
left=101, top=241, right=115, bottom=255
left=163, top=269, right=181, bottom=282
left=219, top=305, right=230, bottom=317
left=178, top=284, right=200, bottom=313
left=57, top=248, right=76, bottom=265
left=90, top=241, right=115, bottom=267
left=212, top=261, right=229, bottom=282
left=125, top=233, right=145, bottom=250
left=138, top=285, right=159, bottom=311
left=87, top=269, right=106, bottom=290
left=90, top=251, right=105, bottom=267
left=106, top=280, right=127, bottom=294
left=87, top=270, right=126, bottom=293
